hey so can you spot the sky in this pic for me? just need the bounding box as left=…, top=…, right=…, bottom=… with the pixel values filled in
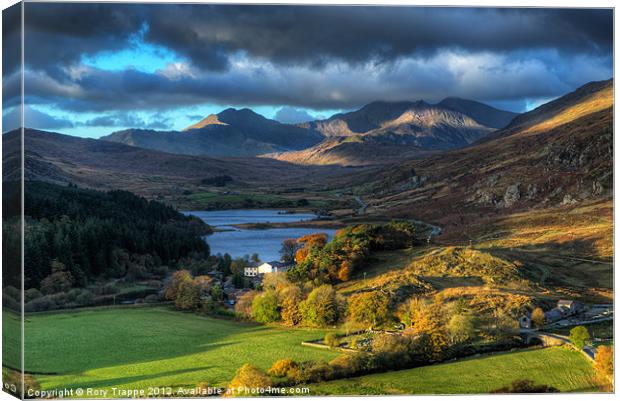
left=1, top=4, right=613, bottom=138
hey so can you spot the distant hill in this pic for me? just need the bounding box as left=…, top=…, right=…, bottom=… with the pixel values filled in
left=349, top=79, right=613, bottom=224
left=101, top=108, right=323, bottom=157
left=271, top=100, right=508, bottom=165
left=3, top=128, right=353, bottom=197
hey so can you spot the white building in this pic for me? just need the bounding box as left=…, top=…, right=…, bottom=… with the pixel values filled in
left=244, top=261, right=289, bottom=277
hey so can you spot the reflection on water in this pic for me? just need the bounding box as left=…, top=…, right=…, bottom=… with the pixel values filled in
left=185, top=209, right=336, bottom=262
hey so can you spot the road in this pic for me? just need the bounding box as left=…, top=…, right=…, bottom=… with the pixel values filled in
left=353, top=196, right=442, bottom=239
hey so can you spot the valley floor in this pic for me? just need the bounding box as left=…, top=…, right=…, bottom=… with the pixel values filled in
left=3, top=306, right=604, bottom=397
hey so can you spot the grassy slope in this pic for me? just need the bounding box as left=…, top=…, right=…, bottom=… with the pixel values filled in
left=13, top=307, right=337, bottom=391
left=309, top=347, right=599, bottom=395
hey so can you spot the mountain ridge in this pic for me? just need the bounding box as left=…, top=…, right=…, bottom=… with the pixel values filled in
left=101, top=97, right=516, bottom=161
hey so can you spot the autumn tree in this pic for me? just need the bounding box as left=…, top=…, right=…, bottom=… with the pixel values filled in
left=569, top=326, right=590, bottom=349
left=279, top=285, right=303, bottom=326
left=299, top=284, right=341, bottom=327
left=268, top=359, right=298, bottom=377
left=347, top=291, right=391, bottom=329
left=594, top=345, right=613, bottom=380
left=295, top=233, right=328, bottom=264
left=531, top=307, right=545, bottom=328
left=175, top=279, right=200, bottom=310
left=235, top=291, right=258, bottom=320
left=337, top=261, right=353, bottom=282
left=447, top=314, right=477, bottom=344
left=228, top=364, right=272, bottom=397
left=251, top=290, right=280, bottom=323
left=164, top=269, right=193, bottom=300
left=40, top=260, right=73, bottom=295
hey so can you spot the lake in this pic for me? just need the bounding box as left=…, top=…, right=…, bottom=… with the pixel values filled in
left=185, top=209, right=337, bottom=262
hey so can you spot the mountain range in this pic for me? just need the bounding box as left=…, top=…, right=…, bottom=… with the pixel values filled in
left=5, top=78, right=612, bottom=224
left=347, top=78, right=613, bottom=228
left=101, top=97, right=518, bottom=164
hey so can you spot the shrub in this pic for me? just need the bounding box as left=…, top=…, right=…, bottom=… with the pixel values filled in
left=531, top=307, right=545, bottom=328
left=24, top=288, right=43, bottom=302
left=234, top=291, right=258, bottom=320
left=372, top=334, right=416, bottom=370
left=347, top=291, right=391, bottom=329
left=268, top=358, right=298, bottom=378
left=324, top=333, right=340, bottom=348
left=299, top=285, right=341, bottom=327
left=286, top=360, right=333, bottom=384
left=569, top=326, right=590, bottom=349
left=329, top=353, right=373, bottom=378
left=446, top=314, right=477, bottom=344
left=251, top=290, right=280, bottom=323
left=75, top=290, right=94, bottom=306
left=228, top=364, right=272, bottom=397
left=25, top=295, right=57, bottom=312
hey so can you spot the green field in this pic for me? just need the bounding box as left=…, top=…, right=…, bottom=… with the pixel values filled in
left=8, top=307, right=338, bottom=393
left=309, top=347, right=600, bottom=395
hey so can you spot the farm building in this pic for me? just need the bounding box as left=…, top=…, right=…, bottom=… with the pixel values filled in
left=544, top=300, right=584, bottom=323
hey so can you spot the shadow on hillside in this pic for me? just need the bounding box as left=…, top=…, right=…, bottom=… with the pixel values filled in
left=478, top=237, right=612, bottom=293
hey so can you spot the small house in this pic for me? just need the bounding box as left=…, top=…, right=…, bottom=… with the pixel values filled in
left=244, top=265, right=259, bottom=277
left=557, top=300, right=583, bottom=315
left=258, top=261, right=290, bottom=274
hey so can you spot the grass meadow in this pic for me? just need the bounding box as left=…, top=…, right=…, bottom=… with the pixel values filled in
left=9, top=307, right=337, bottom=393
left=309, top=347, right=599, bottom=395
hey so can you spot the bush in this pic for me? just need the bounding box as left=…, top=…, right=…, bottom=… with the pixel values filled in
left=2, top=292, right=21, bottom=311
left=235, top=291, right=258, bottom=320
left=75, top=290, right=94, bottom=306
left=329, top=353, right=373, bottom=378
left=251, top=290, right=280, bottom=323
left=347, top=291, right=391, bottom=329
left=24, top=288, right=43, bottom=302
left=268, top=358, right=298, bottom=378
left=25, top=295, right=57, bottom=312
left=324, top=333, right=340, bottom=348
left=299, top=285, right=341, bottom=327
left=286, top=360, right=333, bottom=384
left=531, top=307, right=545, bottom=328
left=569, top=326, right=590, bottom=349
left=228, top=364, right=273, bottom=397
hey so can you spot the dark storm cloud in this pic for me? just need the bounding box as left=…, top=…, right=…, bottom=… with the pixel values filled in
left=143, top=6, right=613, bottom=70
left=7, top=4, right=614, bottom=117
left=20, top=49, right=611, bottom=113
left=22, top=3, right=143, bottom=74
left=21, top=4, right=612, bottom=72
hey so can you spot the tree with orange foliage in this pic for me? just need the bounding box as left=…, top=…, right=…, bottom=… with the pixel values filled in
left=594, top=345, right=613, bottom=382
left=337, top=261, right=352, bottom=281
left=295, top=233, right=328, bottom=263
left=164, top=270, right=193, bottom=300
